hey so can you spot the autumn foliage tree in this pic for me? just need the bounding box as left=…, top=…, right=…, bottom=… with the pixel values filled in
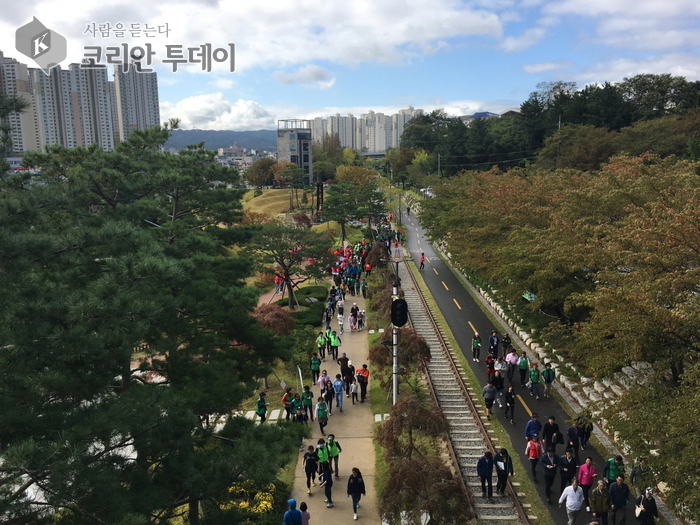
left=376, top=396, right=474, bottom=524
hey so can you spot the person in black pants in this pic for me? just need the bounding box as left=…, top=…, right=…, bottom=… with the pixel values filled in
left=495, top=448, right=514, bottom=496
left=319, top=463, right=334, bottom=508
left=303, top=446, right=318, bottom=495
left=477, top=451, right=494, bottom=500
left=560, top=448, right=578, bottom=494
left=540, top=448, right=560, bottom=504
left=504, top=385, right=516, bottom=424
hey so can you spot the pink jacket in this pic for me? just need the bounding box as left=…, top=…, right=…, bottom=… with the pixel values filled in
left=577, top=462, right=597, bottom=485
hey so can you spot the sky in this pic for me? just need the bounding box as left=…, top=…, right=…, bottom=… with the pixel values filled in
left=2, top=0, right=699, bottom=131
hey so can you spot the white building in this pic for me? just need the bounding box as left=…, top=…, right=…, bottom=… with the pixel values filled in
left=114, top=65, right=160, bottom=142
left=0, top=52, right=40, bottom=155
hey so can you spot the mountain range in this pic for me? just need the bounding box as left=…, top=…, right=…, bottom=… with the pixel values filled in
left=164, top=129, right=278, bottom=152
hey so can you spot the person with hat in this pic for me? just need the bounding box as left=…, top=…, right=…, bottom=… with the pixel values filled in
left=525, top=435, right=544, bottom=483
left=635, top=488, right=658, bottom=525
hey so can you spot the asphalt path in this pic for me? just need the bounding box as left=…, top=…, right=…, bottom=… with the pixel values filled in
left=401, top=211, right=623, bottom=525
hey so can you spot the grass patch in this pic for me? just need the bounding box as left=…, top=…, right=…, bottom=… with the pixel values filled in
left=409, top=259, right=555, bottom=525
left=244, top=189, right=298, bottom=216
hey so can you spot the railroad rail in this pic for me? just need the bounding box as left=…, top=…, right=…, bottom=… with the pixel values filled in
left=398, top=256, right=533, bottom=525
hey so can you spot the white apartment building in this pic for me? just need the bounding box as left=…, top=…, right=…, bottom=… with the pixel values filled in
left=311, top=107, right=423, bottom=155
left=1, top=50, right=159, bottom=156
left=114, top=65, right=160, bottom=142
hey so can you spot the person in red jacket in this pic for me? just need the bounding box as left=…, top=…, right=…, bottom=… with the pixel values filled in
left=525, top=435, right=544, bottom=483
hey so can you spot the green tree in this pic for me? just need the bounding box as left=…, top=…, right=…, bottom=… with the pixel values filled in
left=0, top=126, right=294, bottom=525
left=0, top=93, right=30, bottom=174
left=246, top=157, right=276, bottom=190
left=244, top=222, right=334, bottom=308
left=322, top=182, right=364, bottom=241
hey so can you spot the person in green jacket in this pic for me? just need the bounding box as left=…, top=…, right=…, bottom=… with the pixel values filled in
left=310, top=353, right=322, bottom=383
left=518, top=352, right=530, bottom=388
left=529, top=363, right=541, bottom=400
left=315, top=397, right=329, bottom=435
left=327, top=434, right=343, bottom=479
left=302, top=385, right=314, bottom=421
left=316, top=438, right=330, bottom=473
left=542, top=362, right=555, bottom=399
left=255, top=392, right=269, bottom=424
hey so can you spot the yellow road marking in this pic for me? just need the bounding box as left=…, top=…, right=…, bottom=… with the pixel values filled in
left=453, top=298, right=462, bottom=310
left=442, top=281, right=449, bottom=291
left=417, top=239, right=421, bottom=244
left=432, top=268, right=438, bottom=275
left=517, top=395, right=532, bottom=416
left=468, top=321, right=477, bottom=333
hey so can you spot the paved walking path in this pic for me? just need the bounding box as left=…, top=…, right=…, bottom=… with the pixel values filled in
left=287, top=291, right=382, bottom=524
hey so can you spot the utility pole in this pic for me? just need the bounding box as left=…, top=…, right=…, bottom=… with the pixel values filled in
left=390, top=260, right=408, bottom=406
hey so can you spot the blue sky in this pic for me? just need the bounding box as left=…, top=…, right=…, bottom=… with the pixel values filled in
left=2, top=0, right=699, bottom=130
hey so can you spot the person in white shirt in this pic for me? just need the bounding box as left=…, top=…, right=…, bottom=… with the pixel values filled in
left=559, top=478, right=585, bottom=525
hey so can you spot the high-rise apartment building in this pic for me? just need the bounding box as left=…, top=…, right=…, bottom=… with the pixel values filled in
left=311, top=107, right=423, bottom=155
left=114, top=65, right=160, bottom=142
left=0, top=50, right=159, bottom=155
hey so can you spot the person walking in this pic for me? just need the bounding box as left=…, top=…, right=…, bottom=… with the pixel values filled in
left=255, top=392, right=269, bottom=424
left=604, top=456, right=626, bottom=486
left=327, top=434, right=342, bottom=479
left=504, top=384, right=516, bottom=424
left=282, top=387, right=294, bottom=421
left=567, top=421, right=582, bottom=462
left=316, top=331, right=327, bottom=360
left=419, top=252, right=425, bottom=271
left=310, top=353, right=322, bottom=384
left=635, top=488, right=658, bottom=525
left=525, top=413, right=543, bottom=440
left=472, top=332, right=482, bottom=362
left=541, top=448, right=560, bottom=504
left=323, top=382, right=335, bottom=416
left=578, top=456, right=598, bottom=512
left=477, top=450, right=494, bottom=500
left=529, top=363, right=541, bottom=399
left=347, top=467, right=366, bottom=520
left=481, top=380, right=497, bottom=419
left=302, top=386, right=314, bottom=422
left=560, top=448, right=579, bottom=494
left=319, top=463, right=334, bottom=508
left=506, top=348, right=519, bottom=384
left=488, top=330, right=500, bottom=358
left=494, top=448, right=514, bottom=497
left=356, top=364, right=370, bottom=403
left=542, top=416, right=561, bottom=456
left=609, top=475, right=630, bottom=525
left=559, top=479, right=585, bottom=525
left=589, top=479, right=611, bottom=525
left=283, top=499, right=303, bottom=525
left=315, top=397, right=329, bottom=435
left=542, top=362, right=555, bottom=399
left=492, top=370, right=505, bottom=408
left=299, top=501, right=310, bottom=525
left=332, top=375, right=345, bottom=413
left=518, top=352, right=530, bottom=387
left=302, top=445, right=318, bottom=495
left=525, top=435, right=543, bottom=482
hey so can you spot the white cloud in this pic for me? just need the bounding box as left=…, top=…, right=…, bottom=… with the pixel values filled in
left=273, top=65, right=336, bottom=89
left=0, top=0, right=504, bottom=73
left=571, top=53, right=700, bottom=85
left=210, top=77, right=235, bottom=90
left=160, top=93, right=275, bottom=130
left=523, top=61, right=574, bottom=74
left=499, top=27, right=546, bottom=52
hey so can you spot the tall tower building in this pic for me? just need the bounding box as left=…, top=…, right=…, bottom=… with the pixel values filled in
left=277, top=120, right=313, bottom=184
left=0, top=53, right=40, bottom=155
left=114, top=65, right=160, bottom=142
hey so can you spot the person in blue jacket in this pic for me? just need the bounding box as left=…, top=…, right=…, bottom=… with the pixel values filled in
left=525, top=413, right=542, bottom=440
left=282, top=498, right=302, bottom=525
left=477, top=450, right=494, bottom=500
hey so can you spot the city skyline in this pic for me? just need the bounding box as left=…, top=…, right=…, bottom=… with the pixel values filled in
left=0, top=1, right=698, bottom=132
left=0, top=50, right=160, bottom=155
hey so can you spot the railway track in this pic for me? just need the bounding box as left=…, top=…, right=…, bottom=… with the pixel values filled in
left=397, top=257, right=534, bottom=525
